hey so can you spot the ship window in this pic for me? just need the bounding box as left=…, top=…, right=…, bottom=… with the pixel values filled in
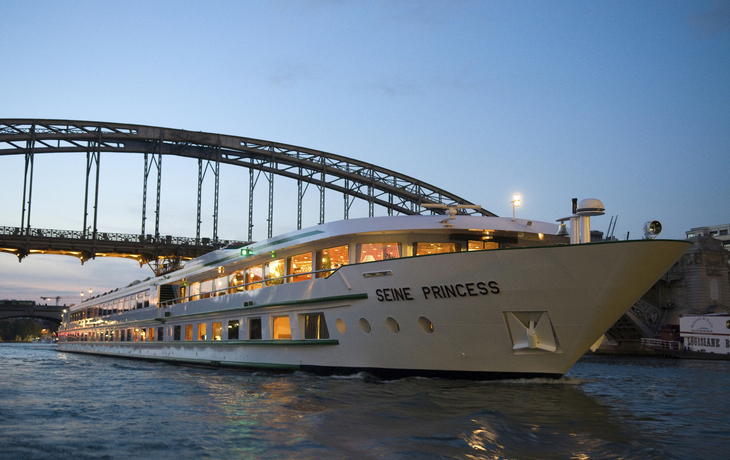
left=228, top=320, right=240, bottom=340
left=357, top=243, right=401, bottom=262
left=249, top=318, right=262, bottom=340
left=190, top=282, right=201, bottom=301
left=147, top=327, right=154, bottom=341
left=273, top=316, right=291, bottom=340
left=303, top=313, right=329, bottom=339
left=468, top=240, right=499, bottom=251
left=115, top=330, right=120, bottom=341
left=212, top=322, right=222, bottom=340
left=127, top=329, right=133, bottom=341
left=317, top=245, right=349, bottom=278
left=229, top=271, right=245, bottom=292
left=386, top=317, right=400, bottom=333
left=359, top=318, right=371, bottom=334
left=173, top=325, right=181, bottom=341
left=265, top=259, right=285, bottom=286
left=120, top=330, right=125, bottom=341
left=289, top=252, right=312, bottom=282
left=215, top=276, right=228, bottom=296
left=336, top=318, right=346, bottom=334
left=200, top=279, right=213, bottom=298
left=246, top=265, right=263, bottom=290
left=418, top=316, right=434, bottom=334
left=414, top=242, right=460, bottom=256
left=157, top=326, right=163, bottom=341
left=198, top=323, right=207, bottom=341
left=137, top=329, right=144, bottom=341
left=185, top=324, right=193, bottom=341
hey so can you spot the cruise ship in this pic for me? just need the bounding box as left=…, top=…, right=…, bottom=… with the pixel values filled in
left=57, top=200, right=691, bottom=379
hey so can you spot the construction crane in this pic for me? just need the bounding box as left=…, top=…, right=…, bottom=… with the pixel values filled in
left=40, top=295, right=82, bottom=306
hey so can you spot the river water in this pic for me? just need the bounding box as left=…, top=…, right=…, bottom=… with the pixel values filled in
left=1, top=343, right=727, bottom=459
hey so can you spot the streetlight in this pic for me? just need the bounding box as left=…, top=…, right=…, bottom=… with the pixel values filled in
left=511, top=194, right=521, bottom=221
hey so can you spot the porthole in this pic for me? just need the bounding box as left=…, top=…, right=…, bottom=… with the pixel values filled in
left=418, top=316, right=434, bottom=334
left=336, top=318, right=347, bottom=334
left=386, top=317, right=400, bottom=333
left=359, top=318, right=371, bottom=334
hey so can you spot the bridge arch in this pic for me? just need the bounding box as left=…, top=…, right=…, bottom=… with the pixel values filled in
left=1, top=119, right=494, bottom=240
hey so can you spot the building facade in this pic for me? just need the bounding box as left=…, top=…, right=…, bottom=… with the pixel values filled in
left=604, top=226, right=730, bottom=347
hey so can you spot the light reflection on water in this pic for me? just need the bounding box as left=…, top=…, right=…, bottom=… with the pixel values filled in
left=1, top=344, right=727, bottom=459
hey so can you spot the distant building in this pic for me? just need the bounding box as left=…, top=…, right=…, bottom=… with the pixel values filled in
left=602, top=225, right=730, bottom=350
left=686, top=224, right=730, bottom=250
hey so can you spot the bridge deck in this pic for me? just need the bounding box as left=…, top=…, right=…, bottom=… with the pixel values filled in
left=0, top=226, right=241, bottom=273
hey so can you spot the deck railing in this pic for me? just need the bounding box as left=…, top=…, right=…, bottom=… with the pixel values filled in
left=0, top=225, right=229, bottom=246
left=641, top=338, right=681, bottom=350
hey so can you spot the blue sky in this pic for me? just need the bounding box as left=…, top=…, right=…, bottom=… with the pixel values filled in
left=1, top=0, right=728, bottom=302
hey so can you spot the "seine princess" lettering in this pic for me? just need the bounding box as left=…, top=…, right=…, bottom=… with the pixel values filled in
left=375, top=281, right=499, bottom=302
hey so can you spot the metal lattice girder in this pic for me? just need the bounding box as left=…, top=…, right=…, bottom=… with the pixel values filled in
left=0, top=119, right=497, bottom=220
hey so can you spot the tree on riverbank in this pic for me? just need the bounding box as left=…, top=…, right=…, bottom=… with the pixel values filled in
left=0, top=318, right=42, bottom=342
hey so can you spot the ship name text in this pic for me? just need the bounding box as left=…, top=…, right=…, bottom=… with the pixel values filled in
left=375, top=281, right=499, bottom=302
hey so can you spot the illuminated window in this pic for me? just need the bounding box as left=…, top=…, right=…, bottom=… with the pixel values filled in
left=249, top=318, right=262, bottom=340
left=229, top=271, right=245, bottom=293
left=215, top=276, right=228, bottom=295
left=185, top=324, right=193, bottom=341
left=414, top=242, right=459, bottom=256
left=190, top=282, right=201, bottom=301
left=357, top=243, right=401, bottom=262
left=317, top=245, right=349, bottom=278
left=273, top=316, right=291, bottom=340
left=198, top=323, right=207, bottom=341
left=148, top=327, right=155, bottom=341
left=303, top=313, right=329, bottom=339
left=289, top=252, right=312, bottom=282
left=212, top=322, right=222, bottom=340
left=468, top=240, right=499, bottom=251
left=265, top=259, right=285, bottom=286
left=200, top=280, right=213, bottom=298
left=228, top=320, right=240, bottom=340
left=246, top=265, right=263, bottom=290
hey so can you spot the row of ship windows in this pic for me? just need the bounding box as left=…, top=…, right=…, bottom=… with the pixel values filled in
left=61, top=313, right=437, bottom=342
left=71, top=292, right=150, bottom=321
left=174, top=240, right=497, bottom=304
left=71, top=239, right=498, bottom=319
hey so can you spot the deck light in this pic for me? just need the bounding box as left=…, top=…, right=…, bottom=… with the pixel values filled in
left=511, top=194, right=521, bottom=221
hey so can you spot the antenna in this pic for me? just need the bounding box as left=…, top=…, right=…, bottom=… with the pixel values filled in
left=606, top=215, right=618, bottom=239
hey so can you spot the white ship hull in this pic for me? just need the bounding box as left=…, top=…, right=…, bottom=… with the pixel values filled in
left=58, top=221, right=690, bottom=379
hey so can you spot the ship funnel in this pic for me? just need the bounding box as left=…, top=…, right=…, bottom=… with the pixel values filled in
left=559, top=198, right=605, bottom=244
left=643, top=221, right=662, bottom=239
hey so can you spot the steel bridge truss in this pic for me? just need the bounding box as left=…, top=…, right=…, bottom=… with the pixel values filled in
left=1, top=119, right=495, bottom=246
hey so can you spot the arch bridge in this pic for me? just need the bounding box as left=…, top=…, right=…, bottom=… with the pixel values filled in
left=0, top=300, right=65, bottom=324
left=0, top=119, right=494, bottom=273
